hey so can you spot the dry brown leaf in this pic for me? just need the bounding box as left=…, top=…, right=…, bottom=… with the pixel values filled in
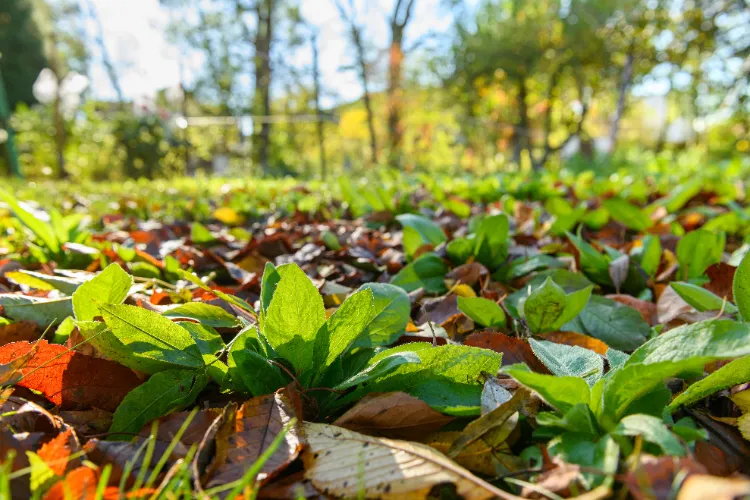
left=677, top=474, right=750, bottom=500
left=622, top=454, right=706, bottom=500
left=0, top=321, right=40, bottom=347
left=704, top=263, right=736, bottom=301
left=607, top=294, right=658, bottom=325
left=541, top=331, right=610, bottom=355
left=465, top=331, right=549, bottom=372
left=423, top=431, right=525, bottom=477
left=206, top=391, right=302, bottom=488
left=445, top=263, right=489, bottom=288
left=334, top=392, right=454, bottom=440
left=303, top=422, right=521, bottom=499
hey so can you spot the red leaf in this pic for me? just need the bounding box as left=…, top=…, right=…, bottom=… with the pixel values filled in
left=38, top=428, right=78, bottom=477
left=0, top=341, right=142, bottom=411
left=43, top=466, right=99, bottom=500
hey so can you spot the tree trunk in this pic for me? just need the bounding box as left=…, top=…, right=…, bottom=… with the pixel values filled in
left=514, top=75, right=531, bottom=167
left=609, top=51, right=634, bottom=152
left=355, top=34, right=377, bottom=165
left=252, top=0, right=273, bottom=174
left=311, top=32, right=327, bottom=179
left=387, top=25, right=405, bottom=166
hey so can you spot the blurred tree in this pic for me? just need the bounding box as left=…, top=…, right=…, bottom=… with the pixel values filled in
left=0, top=0, right=47, bottom=110
left=336, top=0, right=379, bottom=165
left=387, top=0, right=417, bottom=167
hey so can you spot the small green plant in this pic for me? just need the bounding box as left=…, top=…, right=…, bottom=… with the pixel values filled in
left=519, top=277, right=592, bottom=333
left=71, top=262, right=502, bottom=440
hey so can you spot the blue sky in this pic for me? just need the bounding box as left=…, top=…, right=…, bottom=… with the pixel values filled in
left=84, top=0, right=466, bottom=107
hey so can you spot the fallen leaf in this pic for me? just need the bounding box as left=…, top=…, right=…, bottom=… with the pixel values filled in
left=58, top=409, right=113, bottom=437
left=607, top=294, right=658, bottom=325
left=445, top=263, right=489, bottom=288
left=303, top=422, right=520, bottom=499
left=0, top=340, right=142, bottom=411
left=622, top=454, right=706, bottom=500
left=38, top=428, right=80, bottom=477
left=334, top=392, right=454, bottom=440
left=704, top=262, right=736, bottom=302
left=677, top=474, right=750, bottom=500
left=424, top=430, right=525, bottom=477
left=43, top=466, right=99, bottom=500
left=541, top=331, right=609, bottom=355
left=205, top=391, right=302, bottom=488
left=0, top=321, right=40, bottom=346
left=465, top=331, right=549, bottom=372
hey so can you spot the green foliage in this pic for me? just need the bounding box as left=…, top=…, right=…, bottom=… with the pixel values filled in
left=734, top=250, right=750, bottom=321
left=457, top=296, right=506, bottom=328
left=675, top=230, right=725, bottom=280
left=670, top=282, right=737, bottom=314
left=390, top=253, right=448, bottom=293
left=396, top=213, right=447, bottom=258
left=520, top=278, right=592, bottom=333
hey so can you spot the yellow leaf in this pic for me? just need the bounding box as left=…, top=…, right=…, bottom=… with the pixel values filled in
left=213, top=207, right=245, bottom=226
left=452, top=284, right=477, bottom=298
left=303, top=422, right=521, bottom=499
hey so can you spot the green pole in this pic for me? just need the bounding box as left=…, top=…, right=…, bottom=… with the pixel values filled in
left=0, top=55, right=21, bottom=178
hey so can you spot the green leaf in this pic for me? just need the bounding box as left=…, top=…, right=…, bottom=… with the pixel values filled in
left=314, top=288, right=375, bottom=370
left=676, top=230, right=725, bottom=280
left=669, top=356, right=750, bottom=410
left=611, top=414, right=684, bottom=456
left=228, top=326, right=289, bottom=396
left=507, top=255, right=566, bottom=280
left=0, top=189, right=60, bottom=254
left=177, top=322, right=226, bottom=363
left=557, top=286, right=593, bottom=326
left=163, top=302, right=241, bottom=328
left=0, top=295, right=72, bottom=327
left=109, top=369, right=208, bottom=440
left=190, top=222, right=217, bottom=244
left=630, top=235, right=661, bottom=277
left=670, top=282, right=737, bottom=314
left=72, top=263, right=133, bottom=322
left=628, top=319, right=750, bottom=366
left=9, top=270, right=83, bottom=295
left=602, top=320, right=750, bottom=421
left=473, top=214, right=509, bottom=269
left=547, top=433, right=619, bottom=489
left=345, top=343, right=503, bottom=416
left=606, top=349, right=629, bottom=370
left=333, top=352, right=421, bottom=390
left=262, top=263, right=326, bottom=373
left=537, top=404, right=600, bottom=436
left=260, top=262, right=281, bottom=315
left=446, top=237, right=473, bottom=264
left=734, top=251, right=750, bottom=321
left=577, top=296, right=649, bottom=351
left=504, top=364, right=591, bottom=413
left=602, top=197, right=652, bottom=232
left=396, top=214, right=447, bottom=258
left=5, top=271, right=56, bottom=291
left=520, top=278, right=565, bottom=333
left=353, top=283, right=410, bottom=348
left=390, top=253, right=448, bottom=293
left=178, top=269, right=256, bottom=315
left=99, top=303, right=205, bottom=371
left=457, top=296, right=506, bottom=328
left=567, top=232, right=611, bottom=286
left=27, top=451, right=57, bottom=494
left=529, top=339, right=603, bottom=385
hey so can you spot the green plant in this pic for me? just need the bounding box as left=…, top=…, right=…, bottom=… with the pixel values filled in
left=519, top=277, right=592, bottom=333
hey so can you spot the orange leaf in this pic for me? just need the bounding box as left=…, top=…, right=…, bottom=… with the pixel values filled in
left=542, top=331, right=609, bottom=355
left=43, top=466, right=99, bottom=500
left=38, top=428, right=77, bottom=477
left=0, top=341, right=142, bottom=411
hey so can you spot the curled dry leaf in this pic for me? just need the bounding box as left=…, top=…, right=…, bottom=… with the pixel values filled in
left=424, top=430, right=525, bottom=477
left=303, top=422, right=521, bottom=500
left=334, top=392, right=454, bottom=440
left=465, top=331, right=549, bottom=372
left=205, top=390, right=302, bottom=488
left=0, top=341, right=142, bottom=411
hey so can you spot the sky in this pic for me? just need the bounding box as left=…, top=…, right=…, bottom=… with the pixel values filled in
left=84, top=0, right=466, bottom=108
